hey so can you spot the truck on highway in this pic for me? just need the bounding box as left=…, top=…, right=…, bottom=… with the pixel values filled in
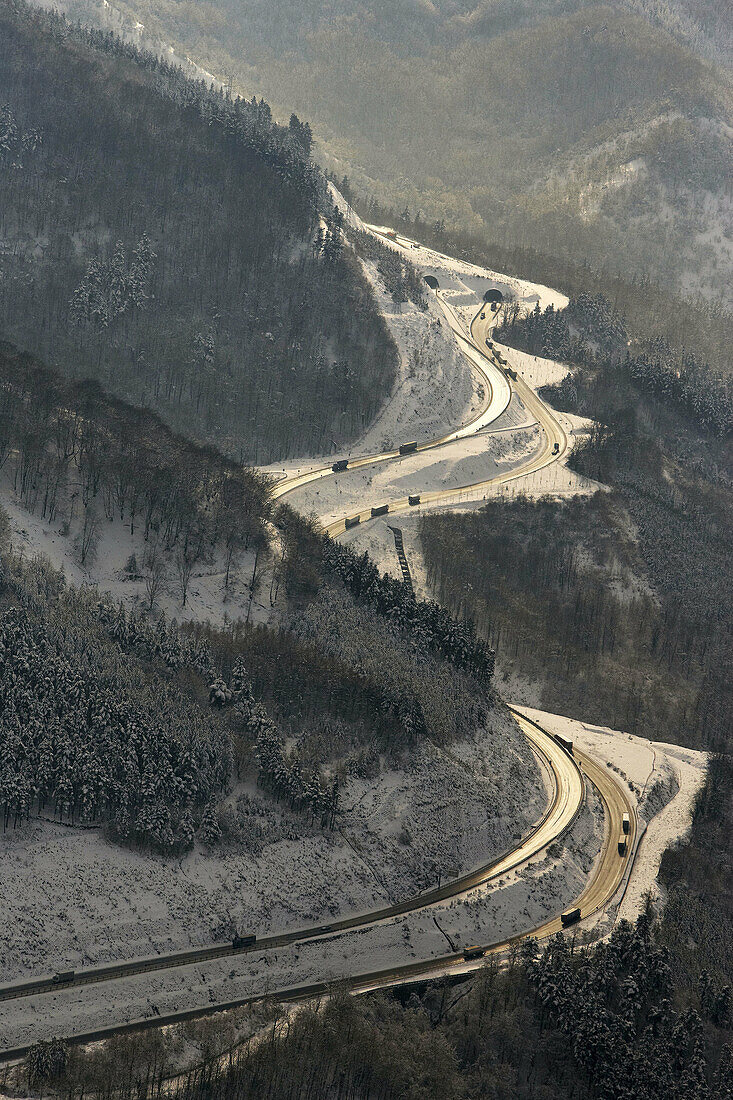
left=554, top=733, right=574, bottom=755
left=371, top=504, right=389, bottom=517
left=552, top=442, right=560, bottom=455
left=561, top=908, right=581, bottom=927
left=344, top=515, right=361, bottom=529
left=622, top=812, right=630, bottom=834
left=232, top=934, right=256, bottom=949
left=463, top=945, right=485, bottom=961
left=52, top=971, right=75, bottom=984
left=618, top=836, right=628, bottom=856
left=399, top=441, right=418, bottom=455
left=408, top=494, right=421, bottom=506
left=331, top=459, right=348, bottom=472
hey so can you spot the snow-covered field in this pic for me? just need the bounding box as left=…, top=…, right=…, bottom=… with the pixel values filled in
left=1, top=487, right=273, bottom=630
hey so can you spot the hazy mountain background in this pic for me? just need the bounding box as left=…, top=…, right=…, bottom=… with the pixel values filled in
left=46, top=0, right=732, bottom=306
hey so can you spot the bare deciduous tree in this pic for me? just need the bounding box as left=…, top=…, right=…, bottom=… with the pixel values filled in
left=76, top=504, right=100, bottom=567
left=143, top=541, right=167, bottom=610
left=175, top=546, right=196, bottom=607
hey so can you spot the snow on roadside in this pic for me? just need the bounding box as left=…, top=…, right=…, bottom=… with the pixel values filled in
left=496, top=343, right=571, bottom=391
left=286, top=428, right=544, bottom=528
left=371, top=227, right=569, bottom=313
left=513, top=707, right=708, bottom=924
left=351, top=261, right=478, bottom=454
left=617, top=741, right=706, bottom=922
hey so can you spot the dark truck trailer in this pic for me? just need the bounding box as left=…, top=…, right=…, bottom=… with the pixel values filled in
left=232, top=934, right=256, bottom=949
left=463, top=945, right=485, bottom=961
left=331, top=459, right=348, bottom=472
left=622, top=813, right=630, bottom=834
left=561, top=908, right=581, bottom=927
left=399, top=441, right=418, bottom=455
left=618, top=836, right=628, bottom=856
left=554, top=734, right=574, bottom=755
left=52, top=971, right=75, bottom=984
left=408, top=494, right=421, bottom=506
left=344, top=515, right=361, bottom=530
left=371, top=504, right=389, bottom=517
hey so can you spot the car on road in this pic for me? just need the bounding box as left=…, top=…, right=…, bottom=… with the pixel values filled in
left=552, top=442, right=560, bottom=454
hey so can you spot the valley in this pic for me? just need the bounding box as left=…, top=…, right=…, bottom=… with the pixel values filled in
left=0, top=210, right=706, bottom=1063
left=0, top=3, right=729, bottom=1095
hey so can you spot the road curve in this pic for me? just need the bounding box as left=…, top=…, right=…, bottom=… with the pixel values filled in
left=0, top=712, right=633, bottom=1063
left=271, top=297, right=510, bottom=502
left=0, top=714, right=581, bottom=1009
left=313, top=297, right=567, bottom=537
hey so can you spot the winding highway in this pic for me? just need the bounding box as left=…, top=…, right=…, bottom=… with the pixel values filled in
left=271, top=296, right=511, bottom=502
left=272, top=288, right=566, bottom=533
left=0, top=228, right=635, bottom=1062
left=0, top=716, right=582, bottom=1008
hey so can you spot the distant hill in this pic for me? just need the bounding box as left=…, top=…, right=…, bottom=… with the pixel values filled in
left=60, top=0, right=732, bottom=303
left=0, top=0, right=398, bottom=463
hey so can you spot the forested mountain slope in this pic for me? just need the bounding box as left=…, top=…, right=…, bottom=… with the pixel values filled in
left=55, top=0, right=733, bottom=301
left=0, top=0, right=398, bottom=463
left=0, top=335, right=505, bottom=854
left=421, top=295, right=732, bottom=753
